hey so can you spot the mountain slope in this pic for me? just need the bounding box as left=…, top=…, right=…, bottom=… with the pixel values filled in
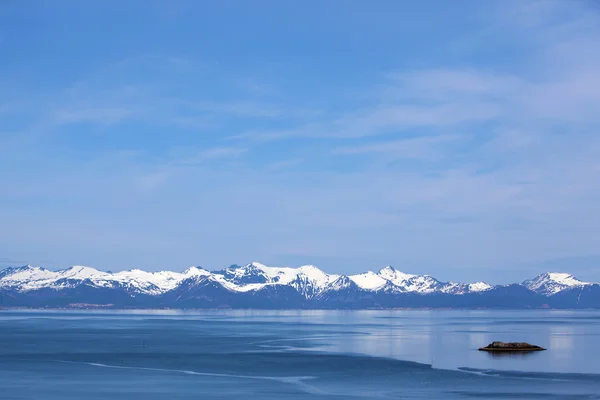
left=549, top=284, right=600, bottom=309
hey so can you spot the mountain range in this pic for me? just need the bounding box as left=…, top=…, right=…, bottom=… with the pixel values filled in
left=1, top=262, right=599, bottom=309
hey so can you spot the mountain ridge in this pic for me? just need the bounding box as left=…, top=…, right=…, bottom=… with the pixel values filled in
left=0, top=262, right=598, bottom=309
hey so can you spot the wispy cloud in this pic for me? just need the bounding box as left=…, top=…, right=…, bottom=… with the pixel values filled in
left=233, top=102, right=500, bottom=141
left=333, top=135, right=458, bottom=161
left=263, top=158, right=304, bottom=171
left=385, top=69, right=521, bottom=100
left=191, top=101, right=285, bottom=118
left=169, top=115, right=216, bottom=129
left=173, top=147, right=248, bottom=165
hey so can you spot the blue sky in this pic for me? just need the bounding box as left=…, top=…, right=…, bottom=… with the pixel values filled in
left=1, top=0, right=600, bottom=283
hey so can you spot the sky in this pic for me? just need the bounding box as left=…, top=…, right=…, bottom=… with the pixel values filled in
left=1, top=0, right=600, bottom=284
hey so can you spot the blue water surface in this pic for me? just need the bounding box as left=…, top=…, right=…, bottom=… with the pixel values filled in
left=1, top=310, right=599, bottom=399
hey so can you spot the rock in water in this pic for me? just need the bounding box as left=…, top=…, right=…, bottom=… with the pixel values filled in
left=478, top=341, right=546, bottom=352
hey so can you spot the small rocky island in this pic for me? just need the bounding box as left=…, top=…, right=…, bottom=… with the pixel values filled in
left=479, top=341, right=546, bottom=352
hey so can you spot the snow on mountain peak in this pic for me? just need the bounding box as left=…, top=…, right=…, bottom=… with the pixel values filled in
left=0, top=265, right=54, bottom=285
left=468, top=282, right=493, bottom=292
left=378, top=266, right=416, bottom=285
left=210, top=262, right=338, bottom=296
left=15, top=264, right=37, bottom=271
left=320, top=275, right=355, bottom=292
left=297, top=264, right=321, bottom=272
left=183, top=266, right=211, bottom=277
left=59, top=265, right=106, bottom=279
left=294, top=265, right=338, bottom=291
left=523, top=272, right=590, bottom=295
left=111, top=269, right=185, bottom=294
left=296, top=265, right=330, bottom=280
left=374, top=267, right=449, bottom=293
left=349, top=271, right=387, bottom=290
left=0, top=265, right=77, bottom=291
left=248, top=261, right=269, bottom=269
left=242, top=263, right=296, bottom=283
left=547, top=272, right=583, bottom=284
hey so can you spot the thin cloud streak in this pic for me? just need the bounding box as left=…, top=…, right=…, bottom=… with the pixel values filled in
left=333, top=136, right=459, bottom=161
left=174, top=147, right=248, bottom=165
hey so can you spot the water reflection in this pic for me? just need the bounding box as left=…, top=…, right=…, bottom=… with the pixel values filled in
left=483, top=351, right=540, bottom=359
left=468, top=332, right=489, bottom=350
left=550, top=327, right=574, bottom=351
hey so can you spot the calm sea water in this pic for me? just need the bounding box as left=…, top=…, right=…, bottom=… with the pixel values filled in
left=1, top=310, right=599, bottom=399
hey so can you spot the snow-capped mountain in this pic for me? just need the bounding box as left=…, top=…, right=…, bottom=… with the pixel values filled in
left=344, top=266, right=492, bottom=295
left=211, top=262, right=340, bottom=296
left=0, top=265, right=211, bottom=295
left=522, top=272, right=591, bottom=296
left=0, top=263, right=598, bottom=309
